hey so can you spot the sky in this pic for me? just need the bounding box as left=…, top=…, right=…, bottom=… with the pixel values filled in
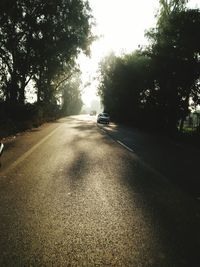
left=79, top=0, right=200, bottom=107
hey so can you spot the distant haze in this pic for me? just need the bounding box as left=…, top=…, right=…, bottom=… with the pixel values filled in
left=80, top=0, right=200, bottom=107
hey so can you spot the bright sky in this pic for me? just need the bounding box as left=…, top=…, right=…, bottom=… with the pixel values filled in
left=80, top=0, right=200, bottom=107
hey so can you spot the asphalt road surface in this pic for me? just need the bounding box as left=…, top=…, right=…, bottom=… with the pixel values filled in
left=0, top=115, right=200, bottom=266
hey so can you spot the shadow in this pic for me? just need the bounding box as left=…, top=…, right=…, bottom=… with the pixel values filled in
left=72, top=124, right=97, bottom=132
left=1, top=117, right=200, bottom=266
left=121, top=152, right=200, bottom=266
left=1, top=139, right=17, bottom=151
left=57, top=120, right=200, bottom=265
left=103, top=124, right=200, bottom=198
left=64, top=150, right=89, bottom=191
left=27, top=128, right=40, bottom=132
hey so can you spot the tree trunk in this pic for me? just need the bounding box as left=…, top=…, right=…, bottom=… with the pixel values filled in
left=7, top=79, right=18, bottom=104
left=19, top=78, right=26, bottom=105
left=179, top=117, right=184, bottom=132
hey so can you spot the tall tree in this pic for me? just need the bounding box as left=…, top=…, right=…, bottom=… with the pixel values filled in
left=61, top=72, right=83, bottom=115
left=0, top=0, right=94, bottom=105
left=98, top=1, right=200, bottom=132
left=98, top=51, right=154, bottom=125
left=147, top=4, right=200, bottom=132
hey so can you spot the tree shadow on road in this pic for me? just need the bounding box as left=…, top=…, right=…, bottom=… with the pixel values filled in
left=119, top=147, right=200, bottom=267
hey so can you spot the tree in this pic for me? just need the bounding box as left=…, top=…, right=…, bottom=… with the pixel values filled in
left=98, top=1, right=200, bottom=133
left=147, top=4, right=200, bottom=132
left=98, top=51, right=154, bottom=126
left=0, top=0, right=94, bottom=105
left=61, top=73, right=83, bottom=116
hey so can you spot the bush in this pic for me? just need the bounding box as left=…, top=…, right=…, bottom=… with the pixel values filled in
left=0, top=102, right=61, bottom=138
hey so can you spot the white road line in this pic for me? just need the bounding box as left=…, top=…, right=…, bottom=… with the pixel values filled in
left=96, top=125, right=106, bottom=133
left=98, top=125, right=170, bottom=183
left=117, top=140, right=133, bottom=152
left=97, top=125, right=134, bottom=152
left=101, top=128, right=106, bottom=133
left=0, top=125, right=62, bottom=176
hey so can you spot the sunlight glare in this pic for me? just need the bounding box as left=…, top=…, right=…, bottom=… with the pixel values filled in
left=80, top=0, right=200, bottom=108
left=80, top=0, right=159, bottom=107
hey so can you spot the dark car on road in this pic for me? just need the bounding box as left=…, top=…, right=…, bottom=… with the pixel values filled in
left=97, top=113, right=110, bottom=124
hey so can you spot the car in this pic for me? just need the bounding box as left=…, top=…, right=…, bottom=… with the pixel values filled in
left=90, top=110, right=97, bottom=116
left=97, top=113, right=110, bottom=124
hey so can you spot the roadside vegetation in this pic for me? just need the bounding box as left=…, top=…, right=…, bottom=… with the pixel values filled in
left=98, top=0, right=200, bottom=137
left=0, top=0, right=94, bottom=138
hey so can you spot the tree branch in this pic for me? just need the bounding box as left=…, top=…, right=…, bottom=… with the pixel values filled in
left=54, top=68, right=80, bottom=91
left=54, top=73, right=74, bottom=91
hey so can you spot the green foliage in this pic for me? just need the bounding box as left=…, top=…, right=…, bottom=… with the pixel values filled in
left=98, top=51, right=155, bottom=126
left=148, top=7, right=200, bottom=132
left=0, top=0, right=93, bottom=105
left=0, top=0, right=93, bottom=135
left=98, top=2, right=200, bottom=133
left=0, top=101, right=62, bottom=138
left=61, top=73, right=83, bottom=116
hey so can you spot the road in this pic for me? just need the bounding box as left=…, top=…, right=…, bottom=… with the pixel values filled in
left=98, top=122, right=200, bottom=199
left=0, top=115, right=200, bottom=266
